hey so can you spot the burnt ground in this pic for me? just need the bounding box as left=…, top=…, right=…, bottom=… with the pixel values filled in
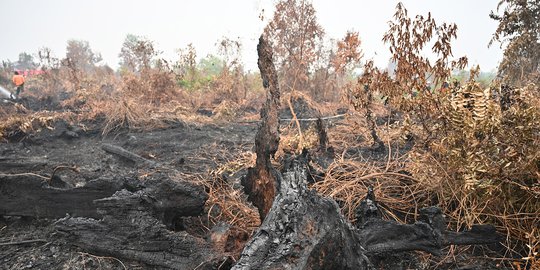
left=0, top=117, right=258, bottom=269
left=0, top=95, right=506, bottom=269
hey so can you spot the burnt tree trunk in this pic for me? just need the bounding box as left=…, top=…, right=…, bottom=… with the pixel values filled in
left=315, top=117, right=329, bottom=151
left=241, top=35, right=281, bottom=221
left=234, top=156, right=371, bottom=270
left=0, top=174, right=206, bottom=226
left=55, top=185, right=228, bottom=269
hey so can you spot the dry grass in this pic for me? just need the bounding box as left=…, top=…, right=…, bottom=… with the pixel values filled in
left=194, top=150, right=261, bottom=233
left=334, top=79, right=540, bottom=268
left=0, top=110, right=73, bottom=141
left=213, top=100, right=241, bottom=122
left=312, top=106, right=425, bottom=222
left=100, top=97, right=167, bottom=135
left=313, top=157, right=424, bottom=222
left=277, top=125, right=320, bottom=158
left=408, top=149, right=540, bottom=269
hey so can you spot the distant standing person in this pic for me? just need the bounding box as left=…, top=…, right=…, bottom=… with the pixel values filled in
left=12, top=71, right=25, bottom=97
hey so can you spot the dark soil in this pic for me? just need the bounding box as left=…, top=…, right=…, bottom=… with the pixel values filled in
left=0, top=115, right=257, bottom=269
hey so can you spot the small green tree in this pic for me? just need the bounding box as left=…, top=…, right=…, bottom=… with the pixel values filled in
left=198, top=54, right=223, bottom=77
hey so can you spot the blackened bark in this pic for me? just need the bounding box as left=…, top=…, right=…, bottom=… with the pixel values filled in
left=1, top=155, right=226, bottom=269
left=242, top=35, right=281, bottom=221
left=0, top=174, right=122, bottom=219
left=315, top=118, right=329, bottom=151
left=0, top=174, right=207, bottom=226
left=55, top=187, right=226, bottom=269
left=356, top=190, right=500, bottom=256
left=234, top=157, right=371, bottom=270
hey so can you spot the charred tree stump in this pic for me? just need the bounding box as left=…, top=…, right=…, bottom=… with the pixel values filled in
left=234, top=156, right=500, bottom=269
left=242, top=35, right=281, bottom=221
left=315, top=117, right=329, bottom=152
left=234, top=156, right=371, bottom=270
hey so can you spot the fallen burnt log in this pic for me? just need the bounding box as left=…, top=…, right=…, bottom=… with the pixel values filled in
left=356, top=188, right=500, bottom=256
left=1, top=151, right=229, bottom=268
left=55, top=187, right=228, bottom=269
left=0, top=174, right=122, bottom=218
left=0, top=156, right=48, bottom=171
left=102, top=143, right=158, bottom=167
left=0, top=173, right=206, bottom=225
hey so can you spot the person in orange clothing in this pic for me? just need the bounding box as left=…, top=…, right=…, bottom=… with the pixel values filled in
left=12, top=71, right=25, bottom=97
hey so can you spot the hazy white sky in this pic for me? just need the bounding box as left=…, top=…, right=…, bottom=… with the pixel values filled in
left=0, top=0, right=503, bottom=71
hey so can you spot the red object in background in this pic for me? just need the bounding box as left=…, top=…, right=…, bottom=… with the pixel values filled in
left=15, top=69, right=46, bottom=77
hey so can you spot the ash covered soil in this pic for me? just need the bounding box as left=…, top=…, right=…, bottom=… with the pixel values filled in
left=0, top=96, right=505, bottom=270
left=0, top=117, right=257, bottom=269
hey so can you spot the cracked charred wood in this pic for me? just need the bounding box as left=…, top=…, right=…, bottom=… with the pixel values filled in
left=233, top=157, right=371, bottom=270
left=210, top=223, right=251, bottom=256
left=0, top=174, right=122, bottom=218
left=55, top=188, right=227, bottom=270
left=356, top=189, right=500, bottom=256
left=0, top=174, right=207, bottom=226
left=130, top=178, right=209, bottom=227
left=242, top=35, right=281, bottom=221
left=0, top=156, right=48, bottom=170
